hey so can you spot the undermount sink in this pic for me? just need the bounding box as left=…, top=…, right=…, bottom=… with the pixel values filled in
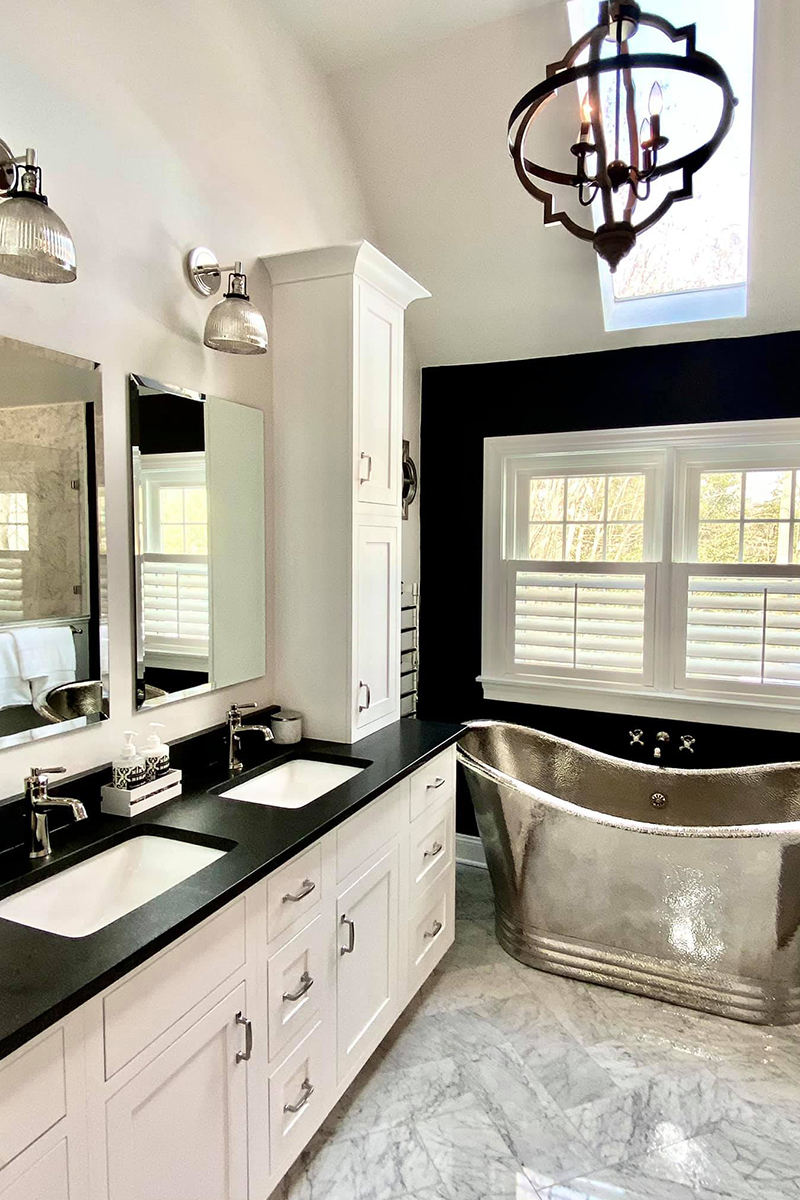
left=0, top=834, right=227, bottom=938
left=220, top=758, right=365, bottom=809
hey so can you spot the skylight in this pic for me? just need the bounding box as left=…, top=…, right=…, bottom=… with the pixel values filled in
left=567, top=0, right=755, bottom=332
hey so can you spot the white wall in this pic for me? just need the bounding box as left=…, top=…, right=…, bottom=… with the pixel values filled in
left=330, top=1, right=800, bottom=366
left=0, top=0, right=373, bottom=794
left=401, top=338, right=422, bottom=585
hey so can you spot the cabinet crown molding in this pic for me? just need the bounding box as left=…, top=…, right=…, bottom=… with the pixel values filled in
left=262, top=240, right=430, bottom=310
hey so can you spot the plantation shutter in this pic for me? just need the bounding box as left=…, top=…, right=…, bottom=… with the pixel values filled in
left=686, top=575, right=800, bottom=688
left=509, top=564, right=653, bottom=682
left=142, top=558, right=209, bottom=658
left=0, top=558, right=23, bottom=621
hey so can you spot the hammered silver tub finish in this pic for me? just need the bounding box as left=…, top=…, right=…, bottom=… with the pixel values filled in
left=457, top=721, right=800, bottom=1024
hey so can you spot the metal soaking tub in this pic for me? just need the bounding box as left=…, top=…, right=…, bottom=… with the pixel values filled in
left=458, top=720, right=800, bottom=1024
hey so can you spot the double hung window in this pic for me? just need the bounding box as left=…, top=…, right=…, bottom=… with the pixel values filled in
left=482, top=420, right=800, bottom=731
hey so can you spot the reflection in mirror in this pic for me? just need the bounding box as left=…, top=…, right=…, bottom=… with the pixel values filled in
left=128, top=375, right=266, bottom=710
left=0, top=336, right=106, bottom=749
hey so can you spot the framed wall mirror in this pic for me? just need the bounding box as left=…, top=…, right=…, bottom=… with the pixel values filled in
left=128, top=375, right=266, bottom=710
left=0, top=336, right=107, bottom=749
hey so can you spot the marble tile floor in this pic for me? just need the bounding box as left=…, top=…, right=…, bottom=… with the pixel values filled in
left=272, top=864, right=800, bottom=1200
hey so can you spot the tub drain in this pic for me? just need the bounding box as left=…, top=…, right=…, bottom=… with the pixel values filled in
left=651, top=792, right=668, bottom=808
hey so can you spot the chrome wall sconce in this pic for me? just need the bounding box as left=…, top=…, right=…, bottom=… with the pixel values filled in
left=186, top=247, right=268, bottom=356
left=402, top=440, right=418, bottom=521
left=0, top=139, right=76, bottom=283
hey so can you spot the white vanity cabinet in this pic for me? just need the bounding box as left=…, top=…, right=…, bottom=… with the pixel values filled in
left=0, top=1020, right=88, bottom=1200
left=336, top=843, right=400, bottom=1084
left=266, top=241, right=429, bottom=743
left=104, top=983, right=250, bottom=1200
left=0, top=746, right=456, bottom=1200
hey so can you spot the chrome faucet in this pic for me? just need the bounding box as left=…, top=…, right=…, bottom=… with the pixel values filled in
left=227, top=703, right=273, bottom=774
left=653, top=731, right=670, bottom=761
left=25, top=767, right=88, bottom=860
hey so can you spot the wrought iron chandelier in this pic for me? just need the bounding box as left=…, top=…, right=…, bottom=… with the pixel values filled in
left=509, top=1, right=738, bottom=271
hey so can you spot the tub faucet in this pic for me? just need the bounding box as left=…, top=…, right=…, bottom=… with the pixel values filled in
left=25, top=767, right=88, bottom=860
left=227, top=703, right=274, bottom=774
left=653, top=731, right=670, bottom=761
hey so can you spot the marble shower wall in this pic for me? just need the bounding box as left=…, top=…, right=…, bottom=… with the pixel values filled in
left=0, top=402, right=88, bottom=622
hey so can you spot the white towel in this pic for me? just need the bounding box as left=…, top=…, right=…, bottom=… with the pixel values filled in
left=11, top=625, right=76, bottom=681
left=11, top=626, right=77, bottom=707
left=0, top=631, right=32, bottom=710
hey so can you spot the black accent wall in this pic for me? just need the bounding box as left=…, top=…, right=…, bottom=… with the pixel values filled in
left=418, top=330, right=800, bottom=834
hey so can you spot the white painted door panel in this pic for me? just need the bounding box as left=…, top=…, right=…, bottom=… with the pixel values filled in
left=105, top=983, right=248, bottom=1200
left=355, top=521, right=399, bottom=730
left=0, top=1139, right=69, bottom=1200
left=356, top=282, right=402, bottom=508
left=336, top=845, right=399, bottom=1083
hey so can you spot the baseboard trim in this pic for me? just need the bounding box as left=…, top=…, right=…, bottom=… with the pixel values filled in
left=456, top=833, right=487, bottom=868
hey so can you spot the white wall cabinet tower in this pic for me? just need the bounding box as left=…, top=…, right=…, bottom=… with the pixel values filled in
left=265, top=241, right=429, bottom=743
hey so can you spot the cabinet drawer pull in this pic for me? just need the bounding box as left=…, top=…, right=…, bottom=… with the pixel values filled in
left=282, top=971, right=314, bottom=1003
left=284, top=1078, right=315, bottom=1114
left=235, top=1011, right=253, bottom=1062
left=340, top=913, right=356, bottom=955
left=359, top=451, right=373, bottom=482
left=358, top=681, right=371, bottom=712
left=427, top=776, right=446, bottom=790
left=424, top=840, right=443, bottom=860
left=424, top=920, right=443, bottom=940
left=282, top=879, right=316, bottom=904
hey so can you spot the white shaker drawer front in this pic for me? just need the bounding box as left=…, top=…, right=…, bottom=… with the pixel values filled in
left=267, top=843, right=322, bottom=944
left=103, top=898, right=246, bottom=1079
left=268, top=1021, right=332, bottom=1177
left=409, top=873, right=455, bottom=995
left=408, top=747, right=456, bottom=823
left=267, top=913, right=328, bottom=1063
left=336, top=784, right=402, bottom=884
left=0, top=1139, right=69, bottom=1200
left=410, top=799, right=454, bottom=905
left=0, top=1027, right=66, bottom=1170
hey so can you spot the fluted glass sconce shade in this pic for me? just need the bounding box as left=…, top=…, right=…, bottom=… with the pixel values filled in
left=187, top=249, right=268, bottom=356
left=204, top=285, right=268, bottom=355
left=0, top=143, right=76, bottom=283
left=0, top=195, right=77, bottom=283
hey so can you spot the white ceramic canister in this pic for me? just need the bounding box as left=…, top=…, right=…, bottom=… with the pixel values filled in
left=271, top=709, right=302, bottom=744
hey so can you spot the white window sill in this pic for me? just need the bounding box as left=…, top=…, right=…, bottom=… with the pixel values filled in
left=479, top=675, right=800, bottom=735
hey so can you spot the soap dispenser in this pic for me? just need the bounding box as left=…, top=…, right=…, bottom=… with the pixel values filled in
left=112, top=731, right=146, bottom=791
left=143, top=723, right=170, bottom=782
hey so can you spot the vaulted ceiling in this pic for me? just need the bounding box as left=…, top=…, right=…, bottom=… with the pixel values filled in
left=270, top=1, right=800, bottom=367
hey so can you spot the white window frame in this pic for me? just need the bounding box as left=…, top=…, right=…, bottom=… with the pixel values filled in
left=482, top=419, right=800, bottom=733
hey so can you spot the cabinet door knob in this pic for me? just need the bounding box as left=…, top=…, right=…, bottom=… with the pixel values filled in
left=427, top=776, right=446, bottom=790
left=424, top=841, right=443, bottom=859
left=284, top=1078, right=315, bottom=1114
left=282, top=971, right=314, bottom=1003
left=235, top=1011, right=253, bottom=1062
left=424, top=919, right=443, bottom=940
left=282, top=879, right=316, bottom=904
left=358, top=681, right=371, bottom=712
left=359, top=452, right=373, bottom=483
left=340, top=913, right=356, bottom=955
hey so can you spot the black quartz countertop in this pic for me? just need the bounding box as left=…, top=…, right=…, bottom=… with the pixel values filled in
left=0, top=718, right=462, bottom=1063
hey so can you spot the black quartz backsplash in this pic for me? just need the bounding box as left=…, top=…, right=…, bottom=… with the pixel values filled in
left=0, top=706, right=280, bottom=857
